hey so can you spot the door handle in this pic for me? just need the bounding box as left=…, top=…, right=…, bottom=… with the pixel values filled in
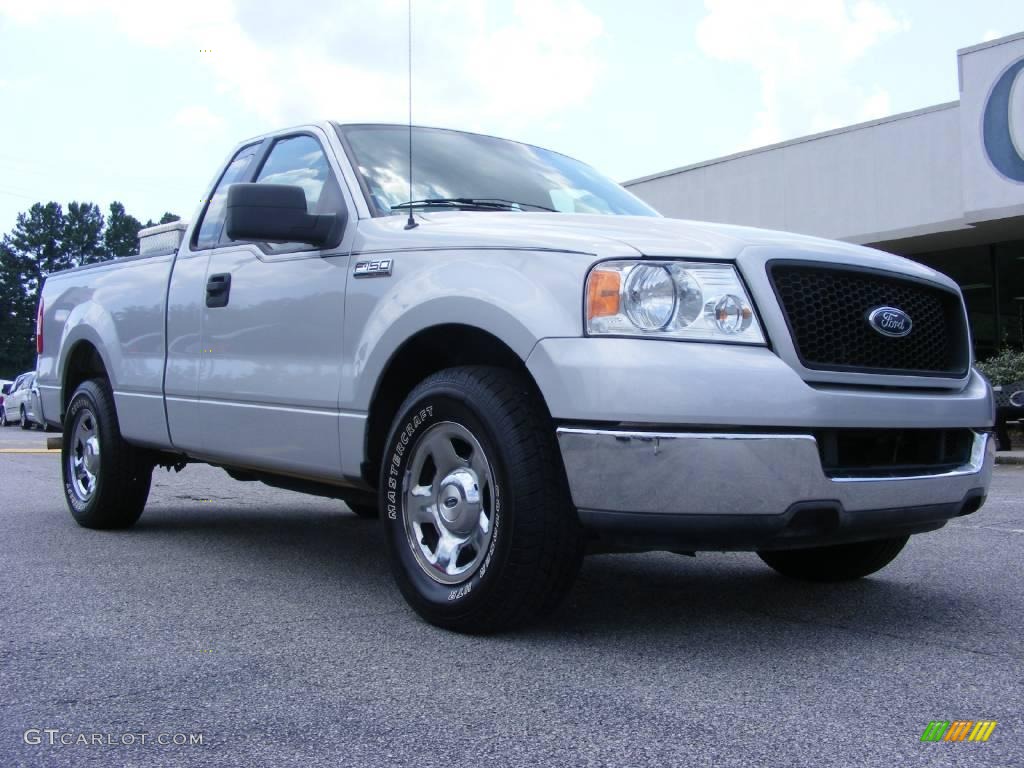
left=206, top=273, right=231, bottom=308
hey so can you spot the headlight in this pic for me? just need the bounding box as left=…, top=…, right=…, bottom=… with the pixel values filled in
left=585, top=260, right=765, bottom=344
left=623, top=265, right=675, bottom=330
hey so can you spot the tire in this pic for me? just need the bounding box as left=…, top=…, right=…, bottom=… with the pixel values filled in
left=0, top=407, right=7, bottom=427
left=758, top=535, right=910, bottom=582
left=62, top=379, right=153, bottom=530
left=348, top=502, right=379, bottom=519
left=20, top=407, right=30, bottom=430
left=380, top=366, right=582, bottom=633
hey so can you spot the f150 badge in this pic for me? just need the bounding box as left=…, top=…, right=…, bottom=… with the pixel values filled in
left=354, top=259, right=393, bottom=278
left=867, top=306, right=912, bottom=338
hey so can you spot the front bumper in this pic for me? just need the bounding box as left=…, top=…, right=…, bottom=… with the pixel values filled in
left=557, top=428, right=994, bottom=551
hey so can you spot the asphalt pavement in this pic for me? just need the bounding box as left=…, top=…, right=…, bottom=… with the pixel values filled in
left=0, top=424, right=1021, bottom=767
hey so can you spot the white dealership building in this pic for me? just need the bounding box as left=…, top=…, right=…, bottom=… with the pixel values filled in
left=625, top=32, right=1024, bottom=357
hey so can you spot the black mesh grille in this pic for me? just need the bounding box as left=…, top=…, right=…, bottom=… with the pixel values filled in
left=769, top=263, right=969, bottom=376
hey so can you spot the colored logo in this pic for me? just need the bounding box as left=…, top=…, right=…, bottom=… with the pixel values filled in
left=920, top=720, right=997, bottom=742
left=867, top=306, right=912, bottom=338
left=982, top=56, right=1024, bottom=182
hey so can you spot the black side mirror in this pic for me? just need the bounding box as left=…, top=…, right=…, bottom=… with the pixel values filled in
left=225, top=184, right=337, bottom=247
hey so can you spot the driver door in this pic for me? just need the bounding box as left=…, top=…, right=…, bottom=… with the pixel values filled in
left=196, top=130, right=354, bottom=482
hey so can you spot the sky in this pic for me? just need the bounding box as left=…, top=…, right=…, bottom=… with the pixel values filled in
left=0, top=0, right=1021, bottom=231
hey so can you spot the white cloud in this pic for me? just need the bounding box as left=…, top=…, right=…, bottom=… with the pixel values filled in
left=857, top=87, right=891, bottom=121
left=173, top=105, right=226, bottom=134
left=696, top=0, right=907, bottom=146
left=0, top=0, right=604, bottom=136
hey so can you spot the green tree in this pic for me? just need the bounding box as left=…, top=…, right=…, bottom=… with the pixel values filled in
left=5, top=202, right=68, bottom=312
left=144, top=212, right=182, bottom=228
left=0, top=240, right=33, bottom=378
left=104, top=201, right=143, bottom=257
left=64, top=201, right=106, bottom=266
left=1, top=203, right=70, bottom=376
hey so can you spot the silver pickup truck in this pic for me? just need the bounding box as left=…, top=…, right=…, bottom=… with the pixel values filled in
left=38, top=122, right=995, bottom=632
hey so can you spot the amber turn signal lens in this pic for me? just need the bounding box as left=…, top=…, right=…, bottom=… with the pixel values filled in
left=586, top=269, right=621, bottom=320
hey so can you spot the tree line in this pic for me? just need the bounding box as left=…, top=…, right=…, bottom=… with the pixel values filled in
left=0, top=202, right=179, bottom=378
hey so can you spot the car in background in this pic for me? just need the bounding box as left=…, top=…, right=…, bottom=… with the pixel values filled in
left=0, top=379, right=13, bottom=425
left=993, top=382, right=1024, bottom=450
left=1, top=372, right=43, bottom=429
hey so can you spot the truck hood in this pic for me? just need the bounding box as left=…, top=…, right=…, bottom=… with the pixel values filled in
left=354, top=211, right=904, bottom=265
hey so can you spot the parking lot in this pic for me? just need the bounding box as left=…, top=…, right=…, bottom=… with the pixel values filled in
left=0, top=424, right=1021, bottom=767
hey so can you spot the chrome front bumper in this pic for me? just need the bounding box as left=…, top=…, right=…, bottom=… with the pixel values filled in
left=557, top=428, right=995, bottom=550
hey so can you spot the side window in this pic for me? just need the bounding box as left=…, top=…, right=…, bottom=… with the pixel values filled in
left=248, top=135, right=344, bottom=252
left=194, top=147, right=257, bottom=250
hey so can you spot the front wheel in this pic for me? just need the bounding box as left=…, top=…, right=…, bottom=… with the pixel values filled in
left=380, top=366, right=582, bottom=633
left=62, top=379, right=153, bottom=529
left=20, top=407, right=30, bottom=430
left=757, top=536, right=910, bottom=582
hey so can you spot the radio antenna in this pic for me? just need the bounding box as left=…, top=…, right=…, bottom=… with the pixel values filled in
left=404, top=0, right=418, bottom=230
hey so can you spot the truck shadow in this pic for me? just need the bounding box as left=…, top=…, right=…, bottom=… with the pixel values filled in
left=129, top=503, right=988, bottom=649
left=552, top=552, right=966, bottom=637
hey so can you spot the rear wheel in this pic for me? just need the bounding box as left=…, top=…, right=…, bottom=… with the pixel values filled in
left=0, top=406, right=8, bottom=426
left=380, top=366, right=582, bottom=633
left=62, top=379, right=153, bottom=530
left=757, top=536, right=910, bottom=582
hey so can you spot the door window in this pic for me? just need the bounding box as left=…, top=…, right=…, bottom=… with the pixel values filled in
left=247, top=135, right=344, bottom=252
left=194, top=147, right=258, bottom=250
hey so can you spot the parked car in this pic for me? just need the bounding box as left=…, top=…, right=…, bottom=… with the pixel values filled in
left=0, top=379, right=13, bottom=425
left=2, top=372, right=43, bottom=429
left=993, top=382, right=1024, bottom=450
left=36, top=122, right=995, bottom=632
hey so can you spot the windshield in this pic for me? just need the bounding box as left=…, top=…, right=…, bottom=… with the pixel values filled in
left=336, top=124, right=659, bottom=218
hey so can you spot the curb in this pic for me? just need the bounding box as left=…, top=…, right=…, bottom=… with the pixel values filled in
left=995, top=453, right=1024, bottom=465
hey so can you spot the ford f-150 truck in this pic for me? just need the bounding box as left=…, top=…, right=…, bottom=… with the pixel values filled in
left=38, top=122, right=995, bottom=632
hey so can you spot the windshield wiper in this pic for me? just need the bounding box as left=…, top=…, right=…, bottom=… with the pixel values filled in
left=390, top=197, right=556, bottom=212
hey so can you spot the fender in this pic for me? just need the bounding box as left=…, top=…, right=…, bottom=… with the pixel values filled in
left=342, top=249, right=596, bottom=411
left=58, top=301, right=122, bottom=395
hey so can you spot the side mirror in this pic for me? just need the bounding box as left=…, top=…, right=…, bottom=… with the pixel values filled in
left=1, top=384, right=9, bottom=395
left=225, top=184, right=336, bottom=247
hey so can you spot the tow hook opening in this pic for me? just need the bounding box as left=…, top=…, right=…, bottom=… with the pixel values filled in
left=781, top=502, right=841, bottom=538
left=957, top=489, right=986, bottom=517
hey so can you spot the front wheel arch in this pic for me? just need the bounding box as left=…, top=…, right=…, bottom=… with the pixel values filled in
left=363, top=325, right=545, bottom=488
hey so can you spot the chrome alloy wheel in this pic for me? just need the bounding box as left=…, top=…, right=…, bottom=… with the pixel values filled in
left=402, top=421, right=496, bottom=585
left=69, top=407, right=101, bottom=502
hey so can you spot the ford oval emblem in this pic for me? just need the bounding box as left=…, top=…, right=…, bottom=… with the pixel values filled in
left=867, top=306, right=912, bottom=338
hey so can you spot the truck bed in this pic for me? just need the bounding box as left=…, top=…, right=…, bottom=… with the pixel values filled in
left=38, top=252, right=176, bottom=448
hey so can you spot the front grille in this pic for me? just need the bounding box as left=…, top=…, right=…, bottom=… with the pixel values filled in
left=769, top=263, right=969, bottom=376
left=814, top=428, right=975, bottom=478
